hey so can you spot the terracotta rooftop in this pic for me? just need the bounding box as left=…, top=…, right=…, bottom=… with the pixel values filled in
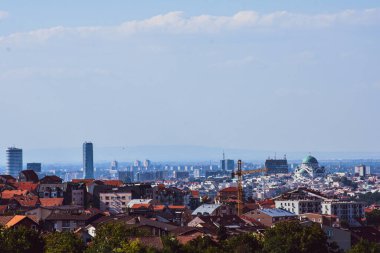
left=39, top=198, right=64, bottom=207
left=102, top=180, right=124, bottom=187
left=191, top=190, right=200, bottom=198
left=219, top=187, right=238, bottom=193
left=10, top=182, right=39, bottom=192
left=153, top=205, right=165, bottom=211
left=5, top=215, right=28, bottom=228
left=13, top=195, right=40, bottom=207
left=131, top=203, right=152, bottom=209
left=168, top=205, right=186, bottom=210
left=72, top=179, right=95, bottom=185
left=1, top=189, right=28, bottom=199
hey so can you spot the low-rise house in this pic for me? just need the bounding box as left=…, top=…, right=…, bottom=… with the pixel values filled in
left=243, top=208, right=297, bottom=227
left=0, top=215, right=39, bottom=230
left=39, top=198, right=64, bottom=207
left=8, top=195, right=40, bottom=211
left=45, top=209, right=104, bottom=232
left=0, top=175, right=16, bottom=184
left=64, top=182, right=87, bottom=206
left=18, top=170, right=39, bottom=183
left=192, top=204, right=235, bottom=216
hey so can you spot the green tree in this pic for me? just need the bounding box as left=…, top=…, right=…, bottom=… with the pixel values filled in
left=217, top=225, right=228, bottom=241
left=366, top=209, right=380, bottom=227
left=263, top=221, right=329, bottom=253
left=223, top=233, right=262, bottom=253
left=161, top=237, right=185, bottom=253
left=85, top=223, right=149, bottom=253
left=348, top=239, right=380, bottom=253
left=183, top=236, right=220, bottom=253
left=0, top=226, right=44, bottom=253
left=44, top=232, right=85, bottom=253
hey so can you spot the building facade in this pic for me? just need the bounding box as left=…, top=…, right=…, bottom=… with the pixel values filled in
left=83, top=142, right=94, bottom=179
left=6, top=147, right=23, bottom=178
left=99, top=188, right=132, bottom=214
left=322, top=200, right=365, bottom=226
left=294, top=155, right=325, bottom=179
left=26, top=163, right=42, bottom=173
left=265, top=157, right=289, bottom=175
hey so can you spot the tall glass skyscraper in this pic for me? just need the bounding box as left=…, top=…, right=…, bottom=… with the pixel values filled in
left=6, top=147, right=23, bottom=178
left=83, top=142, right=94, bottom=179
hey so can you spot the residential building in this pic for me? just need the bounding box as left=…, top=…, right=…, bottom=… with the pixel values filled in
left=99, top=188, right=132, bottom=213
left=322, top=200, right=365, bottom=226
left=242, top=208, right=297, bottom=227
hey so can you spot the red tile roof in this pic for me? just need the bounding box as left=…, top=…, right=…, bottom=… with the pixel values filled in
left=153, top=205, right=165, bottom=211
left=168, top=205, right=186, bottom=210
left=220, top=187, right=238, bottom=192
left=72, top=179, right=95, bottom=185
left=131, top=203, right=152, bottom=209
left=10, top=182, right=39, bottom=192
left=39, top=198, right=64, bottom=207
left=191, top=190, right=199, bottom=198
left=1, top=190, right=28, bottom=199
left=13, top=195, right=40, bottom=207
left=102, top=180, right=124, bottom=187
left=0, top=205, right=7, bottom=213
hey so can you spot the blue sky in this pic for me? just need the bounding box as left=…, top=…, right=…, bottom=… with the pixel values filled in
left=0, top=1, right=380, bottom=157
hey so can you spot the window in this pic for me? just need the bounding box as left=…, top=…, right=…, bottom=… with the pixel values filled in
left=106, top=202, right=109, bottom=205
left=122, top=196, right=126, bottom=200
left=105, top=196, right=110, bottom=200
left=62, top=221, right=70, bottom=227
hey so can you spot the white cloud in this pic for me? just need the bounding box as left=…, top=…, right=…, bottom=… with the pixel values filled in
left=1, top=8, right=379, bottom=44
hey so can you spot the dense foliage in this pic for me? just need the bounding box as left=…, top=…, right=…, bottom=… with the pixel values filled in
left=366, top=209, right=380, bottom=227
left=356, top=192, right=380, bottom=206
left=348, top=239, right=380, bottom=253
left=0, top=226, right=44, bottom=253
left=44, top=231, right=85, bottom=253
left=0, top=221, right=368, bottom=253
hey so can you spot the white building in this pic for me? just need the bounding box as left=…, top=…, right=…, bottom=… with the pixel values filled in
left=294, top=155, right=325, bottom=179
left=99, top=188, right=132, bottom=214
left=322, top=200, right=365, bottom=226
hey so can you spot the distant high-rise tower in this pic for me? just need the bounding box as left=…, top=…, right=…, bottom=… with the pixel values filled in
left=27, top=163, right=42, bottom=173
left=83, top=142, right=94, bottom=179
left=6, top=147, right=23, bottom=178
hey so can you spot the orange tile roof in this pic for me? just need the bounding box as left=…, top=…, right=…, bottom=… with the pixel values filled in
left=5, top=215, right=28, bottom=228
left=11, top=182, right=39, bottom=192
left=13, top=195, right=40, bottom=207
left=102, top=180, right=123, bottom=187
left=0, top=205, right=7, bottom=213
left=72, top=179, right=95, bottom=185
left=191, top=190, right=199, bottom=198
left=220, top=187, right=238, bottom=193
left=39, top=198, right=64, bottom=207
left=168, top=205, right=186, bottom=210
left=153, top=205, right=165, bottom=211
left=1, top=190, right=28, bottom=199
left=131, top=203, right=152, bottom=209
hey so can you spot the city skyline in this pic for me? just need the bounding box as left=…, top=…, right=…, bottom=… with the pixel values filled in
left=1, top=1, right=380, bottom=154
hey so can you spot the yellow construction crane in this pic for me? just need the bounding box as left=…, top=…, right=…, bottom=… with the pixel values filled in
left=232, top=160, right=267, bottom=216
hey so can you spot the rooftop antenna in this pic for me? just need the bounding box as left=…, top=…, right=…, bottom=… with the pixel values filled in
left=275, top=152, right=277, bottom=160
left=223, top=150, right=225, bottom=160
